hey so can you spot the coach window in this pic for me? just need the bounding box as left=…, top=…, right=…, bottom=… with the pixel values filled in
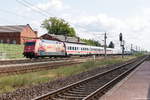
left=7, top=39, right=10, bottom=43
left=0, top=40, right=3, bottom=43
left=13, top=40, right=16, bottom=44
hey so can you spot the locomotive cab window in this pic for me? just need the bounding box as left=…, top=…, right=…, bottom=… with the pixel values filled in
left=25, top=42, right=35, bottom=46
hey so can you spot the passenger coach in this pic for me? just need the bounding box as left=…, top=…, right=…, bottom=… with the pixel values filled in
left=23, top=39, right=121, bottom=58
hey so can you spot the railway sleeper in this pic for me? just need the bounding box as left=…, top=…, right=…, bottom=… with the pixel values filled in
left=74, top=83, right=98, bottom=89
left=73, top=85, right=100, bottom=91
left=62, top=92, right=88, bottom=97
left=68, top=89, right=94, bottom=95
left=56, top=94, right=84, bottom=99
left=51, top=98, right=67, bottom=100
left=70, top=85, right=100, bottom=91
left=70, top=88, right=90, bottom=92
left=67, top=90, right=91, bottom=95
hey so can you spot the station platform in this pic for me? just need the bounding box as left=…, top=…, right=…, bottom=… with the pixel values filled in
left=100, top=61, right=150, bottom=100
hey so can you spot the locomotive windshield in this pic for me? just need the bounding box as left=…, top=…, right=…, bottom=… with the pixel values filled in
left=25, top=42, right=35, bottom=46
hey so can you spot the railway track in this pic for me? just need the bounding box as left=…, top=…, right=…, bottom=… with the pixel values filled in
left=32, top=56, right=148, bottom=100
left=0, top=60, right=84, bottom=75
left=0, top=56, right=122, bottom=65
left=0, top=56, right=112, bottom=76
left=0, top=57, right=76, bottom=65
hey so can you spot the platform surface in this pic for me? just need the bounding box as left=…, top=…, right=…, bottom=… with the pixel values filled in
left=100, top=61, right=150, bottom=100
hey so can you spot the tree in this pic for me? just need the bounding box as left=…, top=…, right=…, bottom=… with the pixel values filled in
left=81, top=39, right=101, bottom=46
left=42, top=17, right=76, bottom=37
left=108, top=41, right=115, bottom=48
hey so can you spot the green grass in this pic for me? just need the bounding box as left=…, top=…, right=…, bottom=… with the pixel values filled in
left=0, top=43, right=24, bottom=59
left=0, top=56, right=135, bottom=93
left=133, top=52, right=145, bottom=57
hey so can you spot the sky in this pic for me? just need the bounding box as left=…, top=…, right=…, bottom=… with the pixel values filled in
left=0, top=0, right=150, bottom=51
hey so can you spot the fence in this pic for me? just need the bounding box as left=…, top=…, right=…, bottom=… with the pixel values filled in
left=0, top=43, right=24, bottom=59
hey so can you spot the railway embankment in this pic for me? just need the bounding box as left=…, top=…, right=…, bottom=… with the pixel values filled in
left=0, top=56, right=136, bottom=100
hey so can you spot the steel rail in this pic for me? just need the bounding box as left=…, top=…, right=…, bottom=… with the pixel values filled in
left=83, top=56, right=148, bottom=100
left=32, top=56, right=147, bottom=100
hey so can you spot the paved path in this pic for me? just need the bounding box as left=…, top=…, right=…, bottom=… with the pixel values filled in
left=100, top=61, right=150, bottom=100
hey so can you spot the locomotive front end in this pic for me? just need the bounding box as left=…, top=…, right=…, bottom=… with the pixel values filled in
left=23, top=40, right=37, bottom=58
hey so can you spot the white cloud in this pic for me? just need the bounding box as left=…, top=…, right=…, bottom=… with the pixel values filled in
left=25, top=0, right=150, bottom=50
left=60, top=8, right=150, bottom=50
left=35, top=0, right=69, bottom=11
left=30, top=20, right=47, bottom=36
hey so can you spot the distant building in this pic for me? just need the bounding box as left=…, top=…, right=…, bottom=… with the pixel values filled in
left=0, top=24, right=37, bottom=44
left=40, top=33, right=86, bottom=44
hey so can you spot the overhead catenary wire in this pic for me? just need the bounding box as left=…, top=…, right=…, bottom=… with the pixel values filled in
left=16, top=0, right=49, bottom=17
left=22, top=0, right=54, bottom=17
